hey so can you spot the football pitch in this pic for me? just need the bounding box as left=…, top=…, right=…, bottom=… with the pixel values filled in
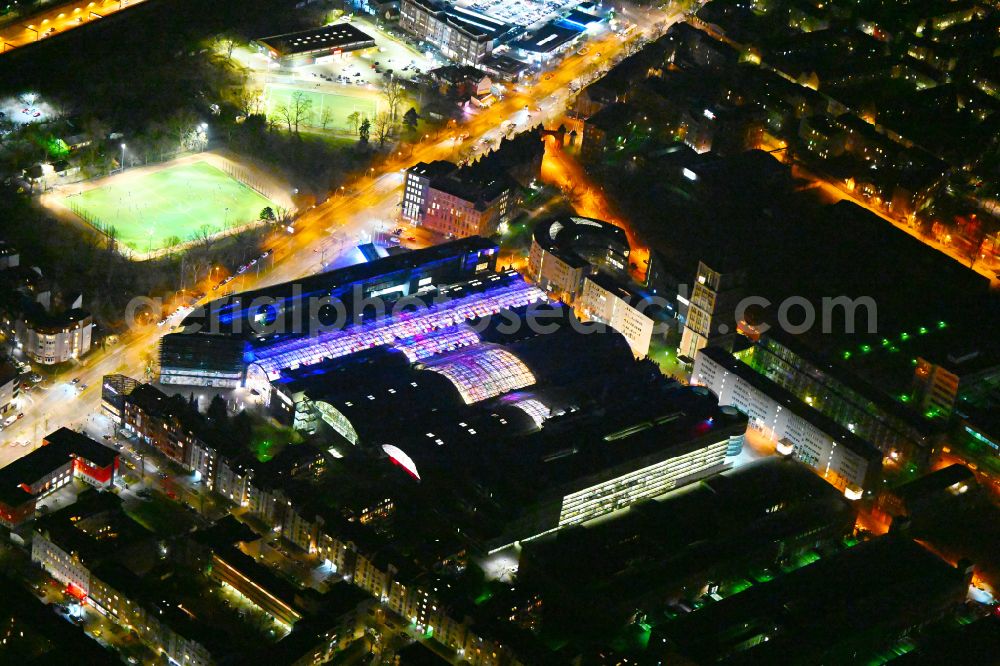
left=265, top=86, right=379, bottom=131
left=64, top=161, right=276, bottom=253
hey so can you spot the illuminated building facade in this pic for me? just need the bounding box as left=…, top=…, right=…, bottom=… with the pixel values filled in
left=122, top=384, right=220, bottom=487
left=743, top=330, right=939, bottom=464
left=17, top=305, right=93, bottom=365
left=250, top=269, right=544, bottom=392
left=693, top=345, right=882, bottom=495
left=161, top=237, right=502, bottom=388
left=399, top=0, right=510, bottom=65
left=402, top=160, right=517, bottom=238
left=0, top=361, right=19, bottom=418
left=0, top=428, right=118, bottom=528
left=679, top=259, right=746, bottom=362
left=393, top=384, right=749, bottom=547
left=100, top=373, right=139, bottom=424
left=579, top=273, right=660, bottom=358
left=528, top=216, right=630, bottom=302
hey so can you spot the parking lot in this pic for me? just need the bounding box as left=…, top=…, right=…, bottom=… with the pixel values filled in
left=248, top=18, right=438, bottom=131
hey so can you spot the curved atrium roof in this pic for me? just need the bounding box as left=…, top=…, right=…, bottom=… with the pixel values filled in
left=532, top=215, right=630, bottom=259
left=424, top=345, right=536, bottom=404
left=247, top=271, right=545, bottom=380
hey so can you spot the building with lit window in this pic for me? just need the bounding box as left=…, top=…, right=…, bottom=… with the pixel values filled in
left=378, top=383, right=747, bottom=548
left=122, top=383, right=224, bottom=487
left=100, top=373, right=140, bottom=424
left=163, top=236, right=501, bottom=389
left=399, top=0, right=511, bottom=65
left=31, top=492, right=225, bottom=666
left=16, top=303, right=93, bottom=365
left=519, top=457, right=857, bottom=630
left=650, top=536, right=971, bottom=665
left=0, top=360, right=19, bottom=418
left=693, top=345, right=882, bottom=495
left=0, top=428, right=118, bottom=528
left=743, top=330, right=940, bottom=464
left=527, top=216, right=630, bottom=302
left=255, top=23, right=376, bottom=66
left=678, top=258, right=746, bottom=363
left=402, top=159, right=520, bottom=238
left=248, top=268, right=544, bottom=395
left=580, top=273, right=664, bottom=358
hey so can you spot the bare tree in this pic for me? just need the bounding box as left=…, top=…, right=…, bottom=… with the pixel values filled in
left=290, top=91, right=313, bottom=134
left=192, top=224, right=216, bottom=248
left=273, top=206, right=294, bottom=226
left=217, top=34, right=238, bottom=63
left=276, top=103, right=294, bottom=133
left=319, top=106, right=336, bottom=131
left=380, top=78, right=404, bottom=122
left=238, top=86, right=266, bottom=118
left=347, top=111, right=362, bottom=135
left=373, top=111, right=394, bottom=147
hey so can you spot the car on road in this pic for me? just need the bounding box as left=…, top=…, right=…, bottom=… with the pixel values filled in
left=71, top=378, right=80, bottom=384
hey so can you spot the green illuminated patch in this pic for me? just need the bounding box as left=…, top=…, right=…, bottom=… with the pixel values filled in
left=64, top=161, right=276, bottom=253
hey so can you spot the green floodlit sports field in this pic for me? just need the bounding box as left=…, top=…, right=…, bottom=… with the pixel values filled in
left=64, top=161, right=275, bottom=253
left=265, top=86, right=379, bottom=132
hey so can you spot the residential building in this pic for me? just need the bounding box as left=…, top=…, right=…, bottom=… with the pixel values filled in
left=122, top=384, right=221, bottom=486
left=402, top=132, right=543, bottom=236
left=579, top=273, right=660, bottom=358
left=16, top=304, right=93, bottom=365
left=0, top=360, right=19, bottom=418
left=527, top=215, right=630, bottom=301
left=693, top=345, right=882, bottom=495
left=678, top=259, right=746, bottom=362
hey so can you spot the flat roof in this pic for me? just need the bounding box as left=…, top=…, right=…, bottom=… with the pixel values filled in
left=584, top=272, right=669, bottom=316
left=258, top=23, right=376, bottom=57
left=517, top=24, right=580, bottom=53
left=191, top=236, right=498, bottom=327
left=521, top=457, right=853, bottom=614
left=405, top=385, right=746, bottom=503
left=0, top=428, right=116, bottom=508
left=655, top=536, right=966, bottom=664
left=409, top=0, right=511, bottom=39
left=699, top=345, right=883, bottom=462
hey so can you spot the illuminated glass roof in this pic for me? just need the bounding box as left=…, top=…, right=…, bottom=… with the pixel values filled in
left=392, top=324, right=480, bottom=362
left=248, top=271, right=545, bottom=379
left=512, top=398, right=551, bottom=428
left=425, top=345, right=536, bottom=404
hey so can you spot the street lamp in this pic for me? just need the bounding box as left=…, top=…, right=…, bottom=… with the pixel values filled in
left=120, top=143, right=126, bottom=171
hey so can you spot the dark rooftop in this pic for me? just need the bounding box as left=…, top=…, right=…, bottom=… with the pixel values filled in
left=0, top=428, right=117, bottom=508
left=654, top=536, right=968, bottom=664
left=257, top=23, right=375, bottom=57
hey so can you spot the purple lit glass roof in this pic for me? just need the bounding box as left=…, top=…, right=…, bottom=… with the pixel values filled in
left=248, top=271, right=545, bottom=379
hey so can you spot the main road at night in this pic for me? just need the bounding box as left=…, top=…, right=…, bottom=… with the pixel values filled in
left=0, top=0, right=151, bottom=54
left=0, top=8, right=683, bottom=465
